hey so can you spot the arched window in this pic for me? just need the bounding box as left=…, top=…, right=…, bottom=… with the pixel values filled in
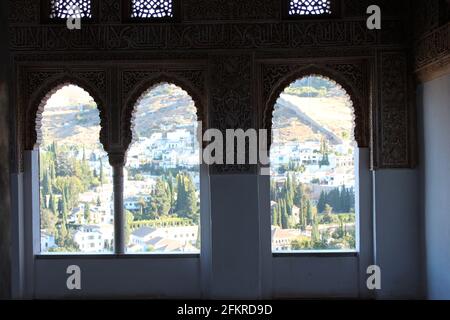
left=131, top=0, right=173, bottom=18
left=125, top=83, right=200, bottom=254
left=50, top=0, right=92, bottom=18
left=39, top=85, right=113, bottom=253
left=288, top=0, right=332, bottom=16
left=270, top=75, right=356, bottom=252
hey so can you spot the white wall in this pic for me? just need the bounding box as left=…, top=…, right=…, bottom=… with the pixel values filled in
left=373, top=170, right=422, bottom=299
left=419, top=74, right=450, bottom=299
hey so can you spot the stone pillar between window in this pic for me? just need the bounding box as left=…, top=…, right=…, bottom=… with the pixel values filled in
left=110, top=153, right=125, bottom=254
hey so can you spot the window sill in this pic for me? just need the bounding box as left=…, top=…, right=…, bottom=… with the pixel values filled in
left=273, top=251, right=358, bottom=258
left=35, top=253, right=201, bottom=260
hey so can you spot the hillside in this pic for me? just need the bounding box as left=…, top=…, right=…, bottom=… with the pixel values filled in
left=41, top=81, right=355, bottom=148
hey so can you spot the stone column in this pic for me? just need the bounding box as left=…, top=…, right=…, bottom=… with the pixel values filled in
left=109, top=153, right=125, bottom=255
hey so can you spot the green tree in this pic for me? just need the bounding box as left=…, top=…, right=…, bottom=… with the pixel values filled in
left=48, top=194, right=56, bottom=214
left=41, top=209, right=57, bottom=236
left=137, top=197, right=147, bottom=220
left=281, top=200, right=289, bottom=229
left=42, top=168, right=52, bottom=196
left=58, top=195, right=68, bottom=225
left=175, top=173, right=199, bottom=223
left=272, top=204, right=279, bottom=227
left=152, top=177, right=171, bottom=217
left=306, top=199, right=313, bottom=226
left=84, top=203, right=91, bottom=223
left=311, top=218, right=320, bottom=243
left=175, top=173, right=186, bottom=213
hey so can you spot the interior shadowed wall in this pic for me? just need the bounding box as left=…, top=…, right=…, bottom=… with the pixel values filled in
left=0, top=0, right=11, bottom=299
left=418, top=74, right=450, bottom=299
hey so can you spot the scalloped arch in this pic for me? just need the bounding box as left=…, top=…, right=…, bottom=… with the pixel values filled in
left=122, top=73, right=206, bottom=152
left=264, top=65, right=367, bottom=148
left=26, top=76, right=108, bottom=151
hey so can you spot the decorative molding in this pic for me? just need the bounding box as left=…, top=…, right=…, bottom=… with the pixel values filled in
left=415, top=22, right=450, bottom=82
left=9, top=20, right=407, bottom=51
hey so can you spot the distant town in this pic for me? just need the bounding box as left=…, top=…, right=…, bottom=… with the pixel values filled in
left=40, top=78, right=357, bottom=254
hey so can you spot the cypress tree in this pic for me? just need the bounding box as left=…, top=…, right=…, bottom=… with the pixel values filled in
left=50, top=162, right=56, bottom=182
left=317, top=191, right=326, bottom=213
left=84, top=203, right=91, bottom=223
left=281, top=200, right=289, bottom=229
left=42, top=169, right=50, bottom=196
left=272, top=204, right=278, bottom=226
left=48, top=194, right=55, bottom=214
left=311, top=218, right=320, bottom=243
left=184, top=174, right=199, bottom=223
left=277, top=203, right=282, bottom=227
left=152, top=177, right=171, bottom=217
left=175, top=173, right=186, bottom=214
left=59, top=223, right=68, bottom=247
left=306, top=199, right=313, bottom=226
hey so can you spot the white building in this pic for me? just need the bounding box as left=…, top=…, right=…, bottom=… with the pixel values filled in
left=130, top=225, right=199, bottom=252
left=73, top=225, right=114, bottom=253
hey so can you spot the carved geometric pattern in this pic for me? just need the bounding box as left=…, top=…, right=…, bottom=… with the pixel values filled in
left=415, top=23, right=450, bottom=80
left=131, top=0, right=173, bottom=18
left=50, top=0, right=92, bottom=18
left=9, top=0, right=40, bottom=23
left=100, top=0, right=121, bottom=22
left=183, top=0, right=280, bottom=21
left=289, top=0, right=331, bottom=15
left=377, top=52, right=411, bottom=168
left=209, top=54, right=255, bottom=174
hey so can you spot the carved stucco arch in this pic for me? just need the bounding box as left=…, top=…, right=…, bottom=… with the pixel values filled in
left=122, top=73, right=206, bottom=153
left=263, top=64, right=368, bottom=150
left=26, top=76, right=109, bottom=152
